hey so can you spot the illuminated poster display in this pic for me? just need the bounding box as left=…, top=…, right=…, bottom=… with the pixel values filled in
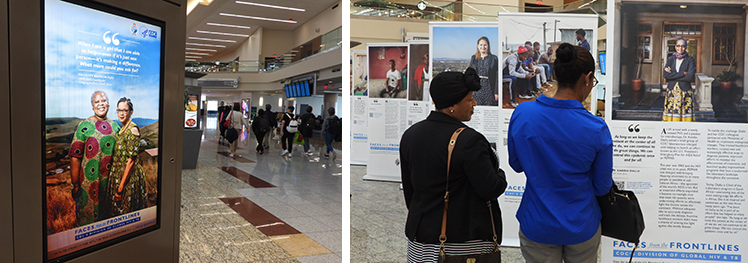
left=44, top=0, right=162, bottom=261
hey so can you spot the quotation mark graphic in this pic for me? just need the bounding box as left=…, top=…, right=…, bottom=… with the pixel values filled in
left=628, top=124, right=640, bottom=133
left=103, top=31, right=120, bottom=46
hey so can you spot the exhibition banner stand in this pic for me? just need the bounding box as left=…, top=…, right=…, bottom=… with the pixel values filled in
left=602, top=1, right=748, bottom=262
left=363, top=43, right=410, bottom=182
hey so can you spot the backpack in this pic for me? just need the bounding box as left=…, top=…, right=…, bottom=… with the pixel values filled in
left=328, top=116, right=342, bottom=141
left=285, top=113, right=298, bottom=133
left=257, top=116, right=270, bottom=133
left=303, top=114, right=317, bottom=130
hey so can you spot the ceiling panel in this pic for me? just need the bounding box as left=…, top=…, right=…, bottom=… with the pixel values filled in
left=186, top=0, right=338, bottom=61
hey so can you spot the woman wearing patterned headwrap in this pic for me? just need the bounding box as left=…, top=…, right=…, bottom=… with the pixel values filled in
left=70, top=91, right=120, bottom=226
left=105, top=97, right=148, bottom=217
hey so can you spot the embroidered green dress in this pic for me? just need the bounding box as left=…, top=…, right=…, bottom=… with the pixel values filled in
left=70, top=117, right=120, bottom=226
left=106, top=121, right=148, bottom=217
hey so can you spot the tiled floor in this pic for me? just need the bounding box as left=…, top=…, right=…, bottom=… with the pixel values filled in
left=350, top=165, right=605, bottom=263
left=179, top=116, right=342, bottom=263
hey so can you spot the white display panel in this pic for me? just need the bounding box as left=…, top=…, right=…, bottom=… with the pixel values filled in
left=603, top=1, right=748, bottom=262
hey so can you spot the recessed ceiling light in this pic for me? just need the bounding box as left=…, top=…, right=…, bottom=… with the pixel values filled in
left=220, top=13, right=297, bottom=24
left=186, top=47, right=218, bottom=52
left=207, top=22, right=252, bottom=29
left=185, top=55, right=203, bottom=58
left=188, top=37, right=237, bottom=43
left=680, top=5, right=687, bottom=8
left=235, top=1, right=305, bottom=12
left=186, top=52, right=210, bottom=56
left=186, top=59, right=197, bottom=61
left=187, top=42, right=227, bottom=48
left=197, top=30, right=249, bottom=37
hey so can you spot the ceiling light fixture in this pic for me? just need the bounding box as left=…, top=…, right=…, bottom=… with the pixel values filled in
left=207, top=22, right=252, bottom=29
left=188, top=36, right=237, bottom=43
left=185, top=55, right=203, bottom=58
left=680, top=5, right=687, bottom=8
left=186, top=47, right=218, bottom=52
left=186, top=52, right=210, bottom=56
left=220, top=13, right=297, bottom=24
left=235, top=1, right=305, bottom=12
left=197, top=30, right=249, bottom=37
left=187, top=42, right=227, bottom=48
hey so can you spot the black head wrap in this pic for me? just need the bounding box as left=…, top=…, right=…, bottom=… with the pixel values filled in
left=430, top=67, right=481, bottom=109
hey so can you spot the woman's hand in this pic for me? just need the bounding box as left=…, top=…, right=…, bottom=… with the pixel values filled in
left=664, top=66, right=671, bottom=73
left=114, top=187, right=122, bottom=201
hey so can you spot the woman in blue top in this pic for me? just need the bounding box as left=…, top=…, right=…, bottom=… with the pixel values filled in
left=507, top=43, right=613, bottom=263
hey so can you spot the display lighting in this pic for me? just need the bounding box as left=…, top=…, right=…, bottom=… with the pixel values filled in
left=235, top=1, right=305, bottom=12
left=186, top=47, right=217, bottom=52
left=186, top=59, right=197, bottom=61
left=196, top=30, right=249, bottom=37
left=207, top=22, right=251, bottom=29
left=186, top=42, right=226, bottom=48
left=185, top=55, right=203, bottom=58
left=220, top=13, right=297, bottom=24
left=188, top=36, right=237, bottom=43
left=186, top=52, right=210, bottom=56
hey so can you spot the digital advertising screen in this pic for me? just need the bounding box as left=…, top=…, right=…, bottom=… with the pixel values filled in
left=43, top=0, right=163, bottom=261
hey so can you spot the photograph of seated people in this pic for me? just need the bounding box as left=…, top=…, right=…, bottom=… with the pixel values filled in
left=521, top=43, right=552, bottom=92
left=503, top=45, right=537, bottom=107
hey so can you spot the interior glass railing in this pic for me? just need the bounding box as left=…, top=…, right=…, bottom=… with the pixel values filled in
left=350, top=0, right=606, bottom=22
left=186, top=26, right=342, bottom=73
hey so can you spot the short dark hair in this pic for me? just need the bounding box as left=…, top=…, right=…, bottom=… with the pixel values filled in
left=287, top=105, right=294, bottom=112
left=575, top=29, right=586, bottom=37
left=389, top=59, right=395, bottom=64
left=327, top=107, right=335, bottom=116
left=524, top=41, right=532, bottom=46
left=233, top=103, right=240, bottom=111
left=306, top=106, right=313, bottom=113
left=257, top=109, right=264, bottom=116
left=533, top=41, right=540, bottom=47
left=118, top=97, right=133, bottom=111
left=554, top=42, right=595, bottom=89
left=265, top=104, right=272, bottom=110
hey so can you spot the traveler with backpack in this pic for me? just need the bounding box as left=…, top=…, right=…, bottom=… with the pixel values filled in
left=299, top=106, right=316, bottom=155
left=252, top=109, right=271, bottom=155
left=321, top=107, right=340, bottom=159
left=280, top=106, right=297, bottom=157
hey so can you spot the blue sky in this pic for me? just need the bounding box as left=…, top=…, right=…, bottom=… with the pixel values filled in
left=44, top=0, right=161, bottom=120
left=432, top=26, right=499, bottom=60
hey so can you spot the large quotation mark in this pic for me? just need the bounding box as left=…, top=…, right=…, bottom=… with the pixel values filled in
left=628, top=124, right=640, bottom=133
left=102, top=31, right=120, bottom=46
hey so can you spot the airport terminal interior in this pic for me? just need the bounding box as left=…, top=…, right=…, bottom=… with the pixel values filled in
left=5, top=0, right=748, bottom=262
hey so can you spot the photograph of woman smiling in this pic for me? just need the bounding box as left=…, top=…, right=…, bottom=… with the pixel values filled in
left=105, top=97, right=148, bottom=217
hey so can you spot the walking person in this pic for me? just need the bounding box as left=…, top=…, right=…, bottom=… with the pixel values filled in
left=280, top=106, right=297, bottom=157
left=226, top=103, right=249, bottom=157
left=400, top=68, right=507, bottom=262
left=299, top=106, right=316, bottom=155
left=321, top=107, right=339, bottom=159
left=262, top=104, right=276, bottom=151
left=252, top=109, right=270, bottom=155
left=508, top=43, right=613, bottom=263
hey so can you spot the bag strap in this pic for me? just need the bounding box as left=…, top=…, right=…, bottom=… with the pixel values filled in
left=439, top=127, right=499, bottom=256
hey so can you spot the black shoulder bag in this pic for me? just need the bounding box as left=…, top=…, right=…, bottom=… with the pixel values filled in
left=597, top=182, right=645, bottom=263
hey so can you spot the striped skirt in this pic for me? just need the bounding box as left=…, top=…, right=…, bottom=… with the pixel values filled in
left=407, top=239, right=497, bottom=263
left=662, top=82, right=694, bottom=122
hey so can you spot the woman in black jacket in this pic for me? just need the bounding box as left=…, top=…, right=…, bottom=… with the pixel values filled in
left=663, top=38, right=696, bottom=122
left=299, top=106, right=316, bottom=155
left=400, top=68, right=507, bottom=262
left=251, top=109, right=269, bottom=154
